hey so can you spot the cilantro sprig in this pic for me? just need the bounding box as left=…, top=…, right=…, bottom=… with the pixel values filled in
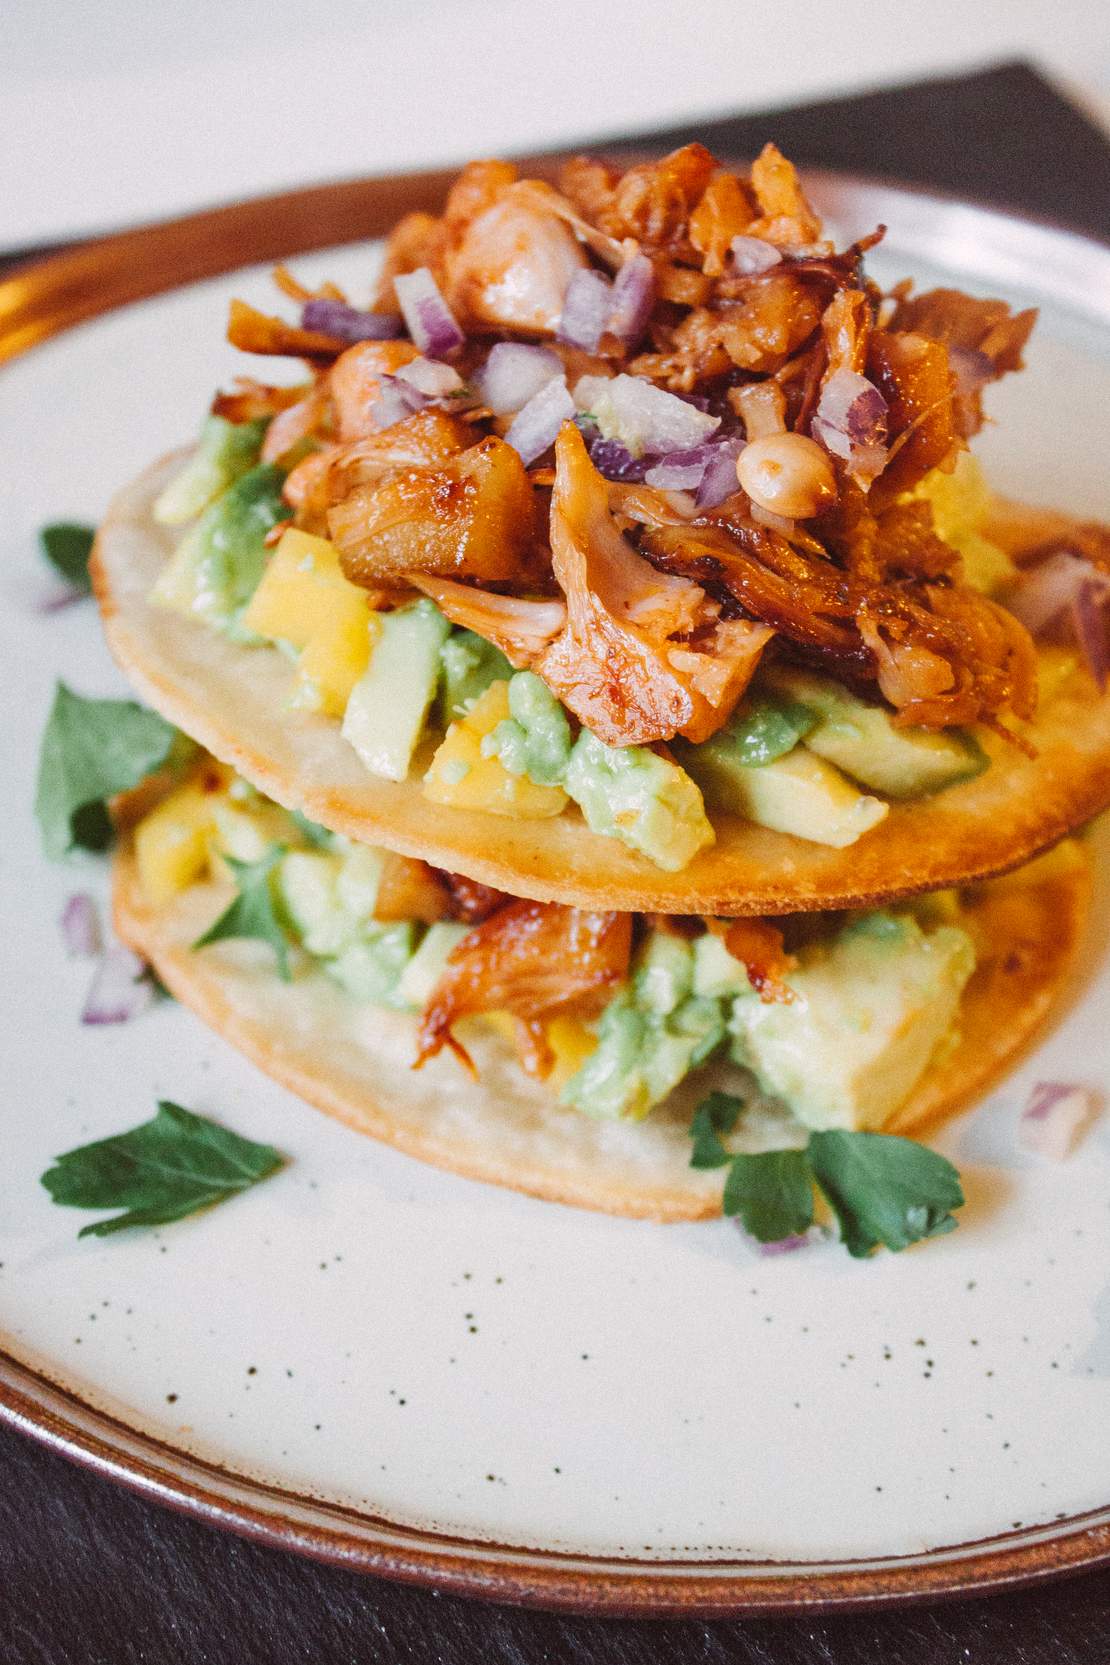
left=194, top=845, right=292, bottom=978
left=40, top=522, right=96, bottom=593
left=41, top=1100, right=284, bottom=1237
left=36, top=683, right=179, bottom=859
left=691, top=1092, right=964, bottom=1257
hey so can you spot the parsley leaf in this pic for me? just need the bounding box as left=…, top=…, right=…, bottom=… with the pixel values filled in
left=722, top=1149, right=814, bottom=1241
left=808, top=1130, right=964, bottom=1258
left=41, top=522, right=95, bottom=592
left=689, top=1090, right=743, bottom=1168
left=41, top=1100, right=284, bottom=1238
left=35, top=683, right=178, bottom=859
left=193, top=845, right=291, bottom=979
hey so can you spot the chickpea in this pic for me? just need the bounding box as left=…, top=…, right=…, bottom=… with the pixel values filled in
left=736, top=432, right=838, bottom=519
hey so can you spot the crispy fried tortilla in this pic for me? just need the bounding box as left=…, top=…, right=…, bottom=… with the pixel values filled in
left=94, top=455, right=1110, bottom=916
left=111, top=837, right=1091, bottom=1220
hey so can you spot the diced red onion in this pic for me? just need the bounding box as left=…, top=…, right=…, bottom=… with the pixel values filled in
left=736, top=1223, right=823, bottom=1256
left=369, top=374, right=426, bottom=429
left=301, top=299, right=403, bottom=343
left=1073, top=579, right=1110, bottom=688
left=1005, top=552, right=1110, bottom=635
left=588, top=437, right=649, bottom=481
left=730, top=236, right=782, bottom=275
left=811, top=370, right=889, bottom=484
left=606, top=253, right=655, bottom=349
left=557, top=268, right=614, bottom=351
left=61, top=893, right=101, bottom=959
left=474, top=343, right=562, bottom=415
left=394, top=357, right=464, bottom=399
left=696, top=437, right=746, bottom=508
left=573, top=373, right=720, bottom=458
left=82, top=947, right=156, bottom=1026
left=949, top=346, right=995, bottom=398
left=643, top=440, right=726, bottom=493
left=31, top=580, right=85, bottom=614
left=504, top=376, right=575, bottom=466
left=1018, top=1080, right=1095, bottom=1160
left=393, top=267, right=465, bottom=359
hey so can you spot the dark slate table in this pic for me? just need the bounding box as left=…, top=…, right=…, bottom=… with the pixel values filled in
left=4, top=60, right=1110, bottom=1664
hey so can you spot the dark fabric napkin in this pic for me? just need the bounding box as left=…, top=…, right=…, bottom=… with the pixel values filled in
left=3, top=59, right=1110, bottom=1665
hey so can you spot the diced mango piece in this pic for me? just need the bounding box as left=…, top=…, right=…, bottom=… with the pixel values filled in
left=423, top=681, right=568, bottom=818
left=241, top=527, right=369, bottom=649
left=293, top=606, right=379, bottom=717
left=546, top=1014, right=599, bottom=1090
left=134, top=782, right=220, bottom=906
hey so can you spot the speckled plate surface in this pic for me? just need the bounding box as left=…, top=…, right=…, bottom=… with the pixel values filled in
left=1, top=173, right=1109, bottom=1613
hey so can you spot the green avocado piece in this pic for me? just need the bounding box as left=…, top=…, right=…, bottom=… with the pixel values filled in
left=564, top=731, right=714, bottom=871
left=763, top=665, right=988, bottom=799
left=728, top=911, right=976, bottom=1132
left=397, top=921, right=470, bottom=1008
left=328, top=924, right=417, bottom=1007
left=342, top=599, right=451, bottom=781
left=153, top=416, right=269, bottom=527
left=152, top=462, right=286, bottom=637
left=439, top=629, right=514, bottom=722
left=482, top=671, right=572, bottom=786
left=676, top=692, right=818, bottom=779
left=681, top=740, right=889, bottom=847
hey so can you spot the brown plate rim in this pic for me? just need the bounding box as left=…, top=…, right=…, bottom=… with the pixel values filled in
left=3, top=158, right=1110, bottom=1614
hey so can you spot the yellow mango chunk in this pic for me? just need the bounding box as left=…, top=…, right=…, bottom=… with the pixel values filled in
left=242, top=527, right=368, bottom=649
left=545, top=1014, right=599, bottom=1090
left=423, top=681, right=568, bottom=818
left=293, top=607, right=380, bottom=717
left=134, top=781, right=221, bottom=906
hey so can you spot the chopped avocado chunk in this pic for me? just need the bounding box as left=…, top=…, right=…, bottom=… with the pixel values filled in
left=561, top=988, right=724, bottom=1122
left=153, top=416, right=268, bottom=527
left=692, top=931, right=751, bottom=999
left=676, top=692, right=817, bottom=777
left=439, top=630, right=514, bottom=721
left=483, top=671, right=572, bottom=786
left=682, top=740, right=888, bottom=847
left=342, top=599, right=450, bottom=781
left=634, top=932, right=694, bottom=1018
left=335, top=844, right=384, bottom=921
left=277, top=851, right=353, bottom=957
left=763, top=665, right=987, bottom=799
left=424, top=680, right=568, bottom=817
left=913, top=453, right=1015, bottom=594
left=152, top=463, right=286, bottom=637
left=729, top=911, right=975, bottom=1131
left=327, top=924, right=416, bottom=1007
left=564, top=731, right=714, bottom=871
left=397, top=921, right=470, bottom=1007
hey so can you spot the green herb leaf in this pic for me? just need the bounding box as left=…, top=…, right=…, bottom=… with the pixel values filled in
left=689, top=1090, right=743, bottom=1169
left=40, top=522, right=95, bottom=591
left=35, top=683, right=178, bottom=859
left=722, top=1148, right=814, bottom=1242
left=194, top=845, right=291, bottom=978
left=289, top=809, right=334, bottom=849
left=808, top=1130, right=964, bottom=1258
left=41, top=1100, right=284, bottom=1238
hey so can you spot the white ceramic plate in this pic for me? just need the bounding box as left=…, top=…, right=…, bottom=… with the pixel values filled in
left=2, top=174, right=1109, bottom=1613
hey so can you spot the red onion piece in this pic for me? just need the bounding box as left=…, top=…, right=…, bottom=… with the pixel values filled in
left=588, top=437, right=649, bottom=481
left=736, top=1222, right=823, bottom=1256
left=606, top=253, right=655, bottom=349
left=1006, top=553, right=1110, bottom=635
left=1018, top=1080, right=1095, bottom=1160
left=61, top=893, right=101, bottom=958
left=696, top=437, right=746, bottom=508
left=573, top=373, right=720, bottom=458
left=393, top=267, right=465, bottom=359
left=557, top=268, right=614, bottom=351
left=82, top=947, right=156, bottom=1026
left=369, top=375, right=426, bottom=429
left=644, top=439, right=730, bottom=494
left=949, top=345, right=995, bottom=398
left=504, top=377, right=574, bottom=466
left=1073, top=578, right=1110, bottom=688
left=730, top=235, right=782, bottom=275
left=301, top=299, right=403, bottom=343
left=474, top=343, right=562, bottom=415
left=812, top=369, right=889, bottom=465
left=395, top=357, right=464, bottom=399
